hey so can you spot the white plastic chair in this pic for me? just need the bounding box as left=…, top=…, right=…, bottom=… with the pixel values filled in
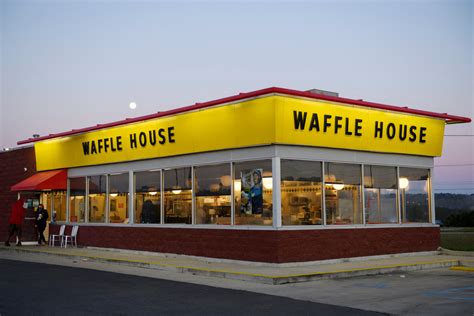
left=62, top=226, right=79, bottom=248
left=49, top=225, right=66, bottom=247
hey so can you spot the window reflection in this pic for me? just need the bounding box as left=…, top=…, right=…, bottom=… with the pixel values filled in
left=364, top=166, right=398, bottom=224
left=325, top=163, right=362, bottom=225
left=109, top=173, right=129, bottom=224
left=88, top=175, right=107, bottom=223
left=234, top=160, right=273, bottom=226
left=281, top=160, right=322, bottom=225
left=164, top=168, right=192, bottom=224
left=41, top=192, right=52, bottom=218
left=53, top=191, right=67, bottom=222
left=399, top=168, right=430, bottom=223
left=67, top=161, right=434, bottom=227
left=69, top=177, right=85, bottom=222
left=195, top=164, right=231, bottom=225
left=135, top=170, right=161, bottom=224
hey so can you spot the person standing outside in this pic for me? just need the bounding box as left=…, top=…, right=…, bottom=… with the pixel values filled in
left=35, top=204, right=49, bottom=245
left=4, top=199, right=26, bottom=246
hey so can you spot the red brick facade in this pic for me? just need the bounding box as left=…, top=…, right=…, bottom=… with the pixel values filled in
left=0, top=147, right=38, bottom=241
left=49, top=224, right=439, bottom=263
left=275, top=227, right=439, bottom=262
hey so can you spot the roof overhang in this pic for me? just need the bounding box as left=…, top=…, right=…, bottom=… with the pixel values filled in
left=17, top=87, right=471, bottom=145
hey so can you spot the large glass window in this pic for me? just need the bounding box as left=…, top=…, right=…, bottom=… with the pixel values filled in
left=364, top=166, right=398, bottom=224
left=135, top=170, right=161, bottom=224
left=281, top=160, right=323, bottom=225
left=399, top=168, right=430, bottom=223
left=325, top=163, right=362, bottom=225
left=69, top=177, right=86, bottom=222
left=53, top=191, right=67, bottom=222
left=41, top=192, right=52, bottom=218
left=109, top=173, right=129, bottom=224
left=234, top=160, right=273, bottom=226
left=164, top=168, right=192, bottom=224
left=88, top=175, right=107, bottom=223
left=194, top=164, right=231, bottom=225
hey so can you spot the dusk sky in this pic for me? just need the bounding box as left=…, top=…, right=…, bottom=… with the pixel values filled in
left=1, top=0, right=472, bottom=193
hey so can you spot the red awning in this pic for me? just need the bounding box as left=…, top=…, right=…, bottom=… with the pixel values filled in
left=11, top=169, right=67, bottom=191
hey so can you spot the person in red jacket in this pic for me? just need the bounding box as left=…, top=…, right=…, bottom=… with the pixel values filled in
left=5, top=199, right=26, bottom=246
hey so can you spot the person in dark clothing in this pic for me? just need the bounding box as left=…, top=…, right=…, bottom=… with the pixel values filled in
left=141, top=200, right=159, bottom=223
left=5, top=199, right=26, bottom=246
left=35, top=204, right=49, bottom=245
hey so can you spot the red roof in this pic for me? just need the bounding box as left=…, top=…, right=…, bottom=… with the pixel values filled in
left=17, top=87, right=471, bottom=145
left=11, top=169, right=67, bottom=191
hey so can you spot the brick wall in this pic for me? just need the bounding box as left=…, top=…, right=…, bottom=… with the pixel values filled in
left=276, top=227, right=440, bottom=262
left=50, top=224, right=439, bottom=263
left=0, top=147, right=38, bottom=241
left=49, top=225, right=280, bottom=262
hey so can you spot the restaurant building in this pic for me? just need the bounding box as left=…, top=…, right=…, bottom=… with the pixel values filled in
left=10, top=87, right=471, bottom=263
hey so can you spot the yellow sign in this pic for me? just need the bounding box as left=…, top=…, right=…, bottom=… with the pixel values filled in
left=35, top=95, right=445, bottom=171
left=275, top=96, right=445, bottom=157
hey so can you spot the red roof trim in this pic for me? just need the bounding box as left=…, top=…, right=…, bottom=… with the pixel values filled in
left=17, top=87, right=471, bottom=145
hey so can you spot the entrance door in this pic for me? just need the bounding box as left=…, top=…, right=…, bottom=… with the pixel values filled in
left=41, top=191, right=67, bottom=241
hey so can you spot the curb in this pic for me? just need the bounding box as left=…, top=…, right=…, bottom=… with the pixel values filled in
left=0, top=247, right=463, bottom=285
left=449, top=266, right=474, bottom=272
left=178, top=260, right=462, bottom=285
left=439, top=248, right=474, bottom=257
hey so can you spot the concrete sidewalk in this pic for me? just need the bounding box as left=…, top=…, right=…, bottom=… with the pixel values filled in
left=1, top=245, right=472, bottom=285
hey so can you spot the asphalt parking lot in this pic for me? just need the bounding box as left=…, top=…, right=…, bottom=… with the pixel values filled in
left=1, top=251, right=472, bottom=315
left=266, top=269, right=474, bottom=315
left=0, top=258, right=382, bottom=315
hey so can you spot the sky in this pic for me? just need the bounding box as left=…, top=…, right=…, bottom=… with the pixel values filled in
left=1, top=0, right=473, bottom=193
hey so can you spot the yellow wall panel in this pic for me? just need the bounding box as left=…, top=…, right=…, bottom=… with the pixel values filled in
left=34, top=95, right=444, bottom=171
left=275, top=96, right=444, bottom=157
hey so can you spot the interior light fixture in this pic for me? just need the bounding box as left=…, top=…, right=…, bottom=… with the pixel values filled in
left=220, top=175, right=232, bottom=187
left=110, top=193, right=118, bottom=197
left=149, top=191, right=158, bottom=195
left=234, top=180, right=241, bottom=192
left=172, top=186, right=182, bottom=194
left=332, top=183, right=345, bottom=190
left=364, top=175, right=372, bottom=186
left=399, top=177, right=409, bottom=190
left=262, top=177, right=273, bottom=190
left=172, top=169, right=181, bottom=194
left=210, top=183, right=220, bottom=192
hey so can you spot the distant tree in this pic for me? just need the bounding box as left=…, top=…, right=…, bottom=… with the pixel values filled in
left=435, top=193, right=474, bottom=210
left=444, top=211, right=474, bottom=227
left=436, top=207, right=471, bottom=223
left=435, top=193, right=474, bottom=224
